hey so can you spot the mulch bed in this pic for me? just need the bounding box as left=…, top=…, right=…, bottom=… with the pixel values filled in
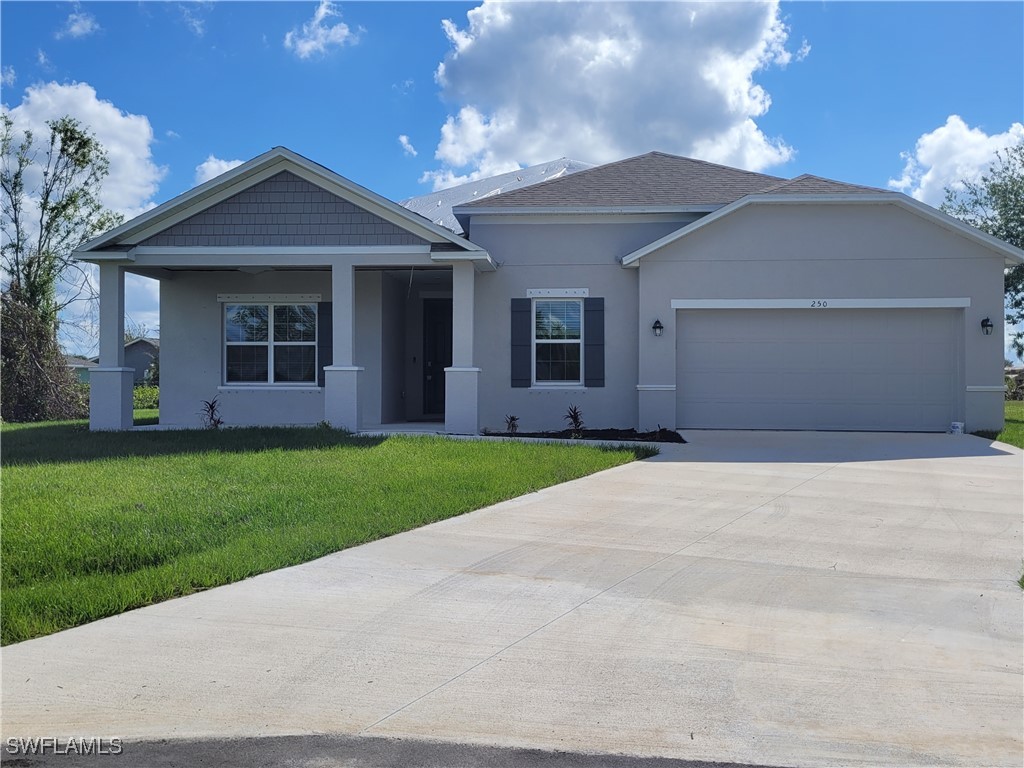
left=484, top=427, right=685, bottom=443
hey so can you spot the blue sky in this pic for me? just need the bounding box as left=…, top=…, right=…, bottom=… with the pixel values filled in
left=1, top=1, right=1022, bottom=354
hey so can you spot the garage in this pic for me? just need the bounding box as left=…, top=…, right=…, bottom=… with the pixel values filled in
left=675, top=306, right=962, bottom=431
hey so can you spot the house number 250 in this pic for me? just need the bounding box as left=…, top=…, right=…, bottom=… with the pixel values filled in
left=810, top=300, right=828, bottom=308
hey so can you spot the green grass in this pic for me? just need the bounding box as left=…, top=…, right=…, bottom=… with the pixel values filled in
left=1, top=418, right=652, bottom=645
left=974, top=401, right=1024, bottom=449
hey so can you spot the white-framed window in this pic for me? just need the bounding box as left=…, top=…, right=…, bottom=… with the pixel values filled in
left=224, top=303, right=317, bottom=384
left=533, top=298, right=583, bottom=385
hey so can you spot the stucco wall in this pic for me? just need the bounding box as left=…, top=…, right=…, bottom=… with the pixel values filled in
left=161, top=271, right=345, bottom=427
left=637, top=202, right=1007, bottom=431
left=468, top=216, right=690, bottom=432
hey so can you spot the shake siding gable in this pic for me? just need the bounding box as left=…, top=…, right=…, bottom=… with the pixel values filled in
left=141, top=171, right=428, bottom=248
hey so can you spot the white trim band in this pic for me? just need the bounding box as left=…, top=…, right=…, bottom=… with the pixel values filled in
left=218, top=386, right=323, bottom=393
left=637, top=384, right=676, bottom=391
left=218, top=293, right=322, bottom=303
left=966, top=385, right=1007, bottom=392
left=444, top=367, right=482, bottom=373
left=670, top=298, right=971, bottom=310
left=527, top=288, right=589, bottom=298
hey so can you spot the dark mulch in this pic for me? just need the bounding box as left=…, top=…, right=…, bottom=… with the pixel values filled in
left=485, top=427, right=685, bottom=443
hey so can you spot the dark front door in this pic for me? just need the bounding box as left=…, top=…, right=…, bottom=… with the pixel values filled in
left=422, top=298, right=452, bottom=416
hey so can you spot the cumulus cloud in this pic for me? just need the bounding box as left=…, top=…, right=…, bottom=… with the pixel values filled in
left=1, top=66, right=14, bottom=87
left=423, top=1, right=800, bottom=190
left=3, top=82, right=166, bottom=219
left=56, top=8, right=100, bottom=39
left=398, top=135, right=418, bottom=157
left=37, top=49, right=54, bottom=70
left=194, top=155, right=244, bottom=184
left=888, top=115, right=1024, bottom=206
left=284, top=0, right=359, bottom=59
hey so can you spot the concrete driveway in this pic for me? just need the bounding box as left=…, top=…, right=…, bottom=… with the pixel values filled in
left=3, top=431, right=1022, bottom=767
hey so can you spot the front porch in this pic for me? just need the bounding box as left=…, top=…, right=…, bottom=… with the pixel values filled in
left=76, top=147, right=492, bottom=435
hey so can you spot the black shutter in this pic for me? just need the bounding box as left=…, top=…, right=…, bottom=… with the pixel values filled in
left=584, top=297, right=604, bottom=388
left=510, top=298, right=532, bottom=387
left=317, top=302, right=332, bottom=387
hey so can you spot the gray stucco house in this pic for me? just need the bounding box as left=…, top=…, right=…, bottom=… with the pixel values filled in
left=75, top=147, right=1022, bottom=434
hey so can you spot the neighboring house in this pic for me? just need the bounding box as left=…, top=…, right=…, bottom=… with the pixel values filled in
left=123, top=338, right=159, bottom=384
left=74, top=147, right=1023, bottom=433
left=65, top=355, right=97, bottom=384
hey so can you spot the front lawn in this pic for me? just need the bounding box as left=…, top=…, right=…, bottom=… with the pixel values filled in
left=1, top=420, right=651, bottom=645
left=976, top=401, right=1024, bottom=449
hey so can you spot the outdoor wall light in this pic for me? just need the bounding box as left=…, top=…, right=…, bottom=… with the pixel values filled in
left=981, top=317, right=994, bottom=336
left=652, top=319, right=664, bottom=337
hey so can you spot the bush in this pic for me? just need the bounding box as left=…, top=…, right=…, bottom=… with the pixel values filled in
left=0, top=293, right=87, bottom=422
left=133, top=385, right=159, bottom=410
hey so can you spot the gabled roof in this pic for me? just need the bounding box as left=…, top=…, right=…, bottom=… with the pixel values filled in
left=620, top=191, right=1024, bottom=268
left=65, top=355, right=97, bottom=368
left=75, top=147, right=490, bottom=265
left=401, top=158, right=593, bottom=234
left=454, top=151, right=785, bottom=211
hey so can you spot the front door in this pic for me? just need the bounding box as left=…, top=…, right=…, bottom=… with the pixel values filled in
left=422, top=298, right=452, bottom=416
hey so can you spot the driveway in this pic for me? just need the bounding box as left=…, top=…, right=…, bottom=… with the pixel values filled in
left=3, top=431, right=1021, bottom=767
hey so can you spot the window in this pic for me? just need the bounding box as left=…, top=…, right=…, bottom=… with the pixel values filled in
left=533, top=299, right=582, bottom=384
left=224, top=303, right=317, bottom=384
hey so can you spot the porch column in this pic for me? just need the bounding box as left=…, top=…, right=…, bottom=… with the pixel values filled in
left=445, top=261, right=480, bottom=434
left=90, top=262, right=134, bottom=431
left=323, top=260, right=362, bottom=431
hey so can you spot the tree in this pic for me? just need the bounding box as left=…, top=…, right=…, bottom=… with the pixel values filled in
left=941, top=143, right=1024, bottom=358
left=1, top=114, right=123, bottom=328
left=1, top=114, right=122, bottom=421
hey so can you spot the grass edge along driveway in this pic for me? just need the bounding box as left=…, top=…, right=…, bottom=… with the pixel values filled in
left=2, top=420, right=654, bottom=645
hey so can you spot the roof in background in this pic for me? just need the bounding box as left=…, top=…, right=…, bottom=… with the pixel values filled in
left=400, top=158, right=594, bottom=234
left=755, top=174, right=889, bottom=195
left=65, top=355, right=97, bottom=368
left=455, top=151, right=788, bottom=210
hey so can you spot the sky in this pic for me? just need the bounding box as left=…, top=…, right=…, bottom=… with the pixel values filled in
left=1, top=1, right=1022, bottom=357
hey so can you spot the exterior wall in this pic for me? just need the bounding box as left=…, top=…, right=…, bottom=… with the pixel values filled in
left=143, top=172, right=427, bottom=248
left=469, top=216, right=691, bottom=432
left=160, top=271, right=341, bottom=427
left=637, top=203, right=1007, bottom=432
left=380, top=274, right=407, bottom=423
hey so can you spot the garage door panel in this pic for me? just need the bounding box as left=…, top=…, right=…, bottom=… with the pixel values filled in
left=677, top=309, right=960, bottom=431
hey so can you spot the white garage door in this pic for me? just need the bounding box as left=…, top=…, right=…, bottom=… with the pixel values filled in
left=676, top=308, right=961, bottom=431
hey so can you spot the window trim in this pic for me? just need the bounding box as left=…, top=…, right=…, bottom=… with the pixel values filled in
left=223, top=302, right=318, bottom=386
left=531, top=297, right=584, bottom=387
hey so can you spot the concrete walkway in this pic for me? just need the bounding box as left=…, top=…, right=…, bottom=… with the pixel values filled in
left=3, top=432, right=1022, bottom=766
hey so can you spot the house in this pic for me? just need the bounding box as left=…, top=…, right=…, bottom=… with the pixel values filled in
left=122, top=338, right=159, bottom=384
left=74, top=148, right=1023, bottom=434
left=65, top=355, right=97, bottom=384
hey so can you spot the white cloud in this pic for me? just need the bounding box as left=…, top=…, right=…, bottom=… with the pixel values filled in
left=284, top=0, right=359, bottom=59
left=795, top=39, right=811, bottom=62
left=398, top=134, right=418, bottom=157
left=195, top=155, right=244, bottom=184
left=1, top=66, right=15, bottom=87
left=424, top=1, right=801, bottom=189
left=3, top=81, right=166, bottom=220
left=888, top=115, right=1024, bottom=206
left=179, top=3, right=209, bottom=37
left=37, top=49, right=53, bottom=70
left=56, top=9, right=100, bottom=39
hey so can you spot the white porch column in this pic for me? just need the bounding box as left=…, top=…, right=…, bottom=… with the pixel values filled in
left=445, top=261, right=480, bottom=434
left=90, top=262, right=134, bottom=431
left=324, top=260, right=362, bottom=431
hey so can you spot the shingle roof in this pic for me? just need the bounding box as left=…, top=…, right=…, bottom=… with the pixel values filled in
left=755, top=174, right=889, bottom=196
left=456, top=151, right=787, bottom=209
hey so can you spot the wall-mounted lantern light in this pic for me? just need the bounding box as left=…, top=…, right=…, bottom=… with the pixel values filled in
left=981, top=317, right=994, bottom=336
left=652, top=319, right=664, bottom=337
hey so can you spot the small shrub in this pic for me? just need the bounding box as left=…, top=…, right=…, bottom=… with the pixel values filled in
left=505, top=414, right=519, bottom=434
left=133, top=385, right=159, bottom=410
left=199, top=397, right=224, bottom=429
left=564, top=404, right=584, bottom=439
